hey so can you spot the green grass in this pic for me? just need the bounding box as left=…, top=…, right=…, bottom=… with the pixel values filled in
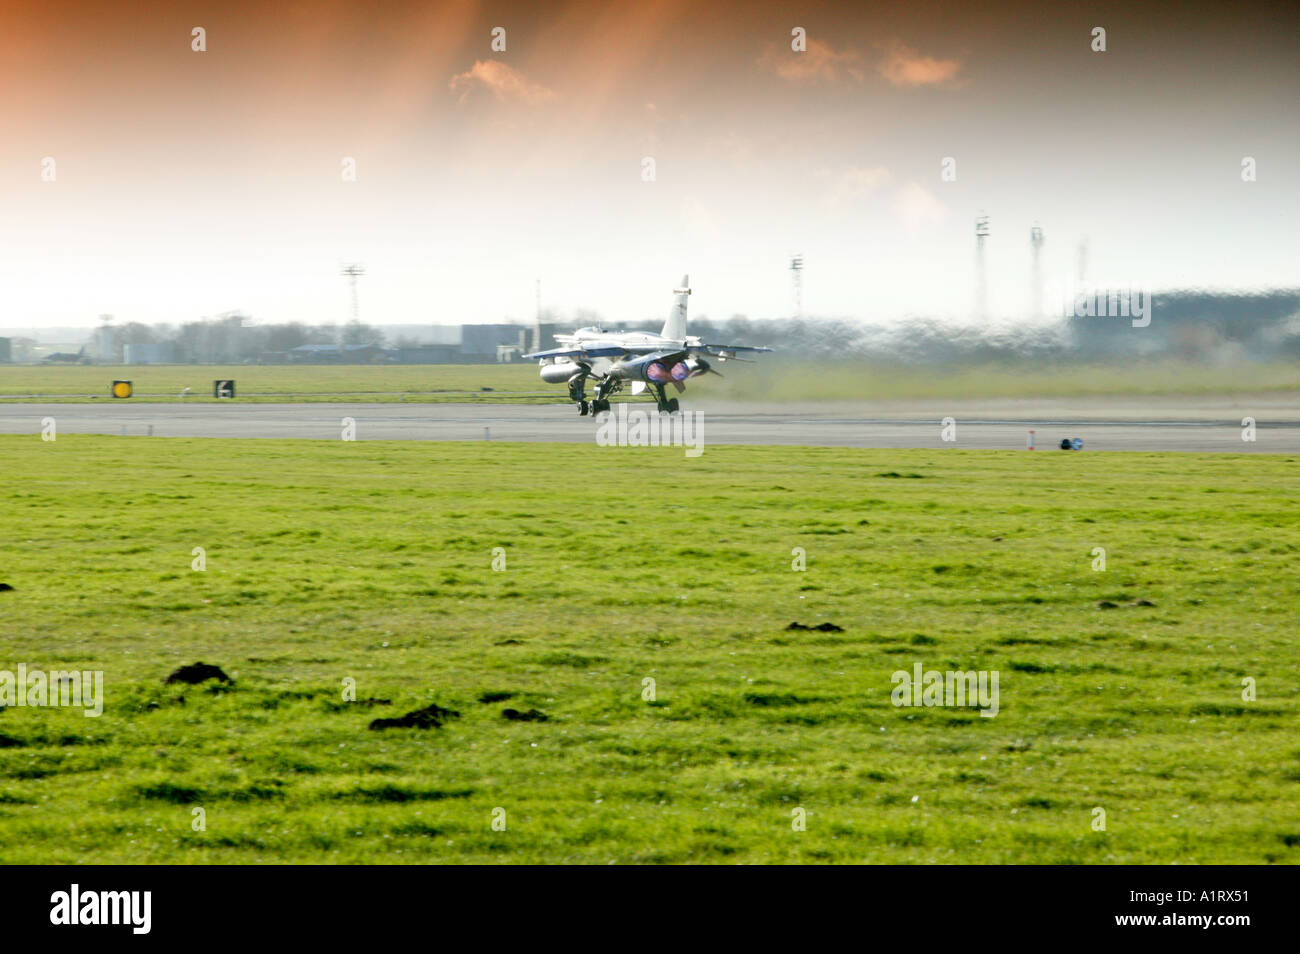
left=3, top=358, right=1298, bottom=404
left=0, top=363, right=548, bottom=403
left=0, top=436, right=1297, bottom=863
left=716, top=358, right=1300, bottom=402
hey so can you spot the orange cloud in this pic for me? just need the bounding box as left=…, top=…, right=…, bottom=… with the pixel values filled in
left=877, top=41, right=963, bottom=88
left=449, top=61, right=556, bottom=105
left=819, top=165, right=893, bottom=208
left=893, top=181, right=948, bottom=231
left=761, top=39, right=865, bottom=85
left=834, top=166, right=892, bottom=199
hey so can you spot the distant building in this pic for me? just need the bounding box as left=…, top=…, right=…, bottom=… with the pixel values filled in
left=286, top=343, right=392, bottom=364
left=286, top=344, right=343, bottom=363
left=123, top=342, right=174, bottom=364
left=532, top=322, right=559, bottom=354
left=426, top=325, right=463, bottom=347
left=344, top=345, right=391, bottom=363
left=265, top=325, right=541, bottom=365
left=394, top=345, right=460, bottom=364
left=460, top=324, right=530, bottom=362
left=94, top=324, right=115, bottom=362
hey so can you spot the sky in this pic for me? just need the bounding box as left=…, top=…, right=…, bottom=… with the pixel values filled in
left=1, top=0, right=1296, bottom=330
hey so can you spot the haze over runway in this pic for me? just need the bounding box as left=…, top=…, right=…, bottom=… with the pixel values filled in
left=2, top=396, right=1295, bottom=452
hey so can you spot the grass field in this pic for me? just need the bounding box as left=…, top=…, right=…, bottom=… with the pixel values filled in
left=0, top=364, right=549, bottom=403
left=0, top=435, right=1297, bottom=863
left=3, top=358, right=1298, bottom=404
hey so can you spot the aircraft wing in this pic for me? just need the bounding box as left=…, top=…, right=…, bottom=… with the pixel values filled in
left=694, top=344, right=773, bottom=359
left=522, top=345, right=628, bottom=360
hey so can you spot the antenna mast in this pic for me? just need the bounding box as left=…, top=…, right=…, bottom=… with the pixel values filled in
left=789, top=254, right=804, bottom=319
left=340, top=263, right=366, bottom=322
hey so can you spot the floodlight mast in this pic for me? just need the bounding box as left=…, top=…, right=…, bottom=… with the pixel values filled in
left=789, top=254, right=804, bottom=319
left=1030, top=225, right=1045, bottom=318
left=340, top=263, right=366, bottom=322
left=974, top=213, right=990, bottom=320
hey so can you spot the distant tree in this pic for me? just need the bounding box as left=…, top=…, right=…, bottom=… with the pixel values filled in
left=688, top=315, right=718, bottom=341
left=236, top=324, right=270, bottom=360
left=171, top=320, right=205, bottom=363
left=340, top=320, right=385, bottom=348
left=313, top=323, right=338, bottom=345
left=262, top=322, right=317, bottom=352
left=113, top=322, right=157, bottom=347
left=11, top=337, right=37, bottom=362
left=721, top=314, right=754, bottom=341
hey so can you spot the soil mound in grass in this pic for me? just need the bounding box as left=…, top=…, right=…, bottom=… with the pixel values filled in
left=165, top=662, right=231, bottom=685
left=369, top=702, right=459, bottom=730
left=785, top=621, right=844, bottom=632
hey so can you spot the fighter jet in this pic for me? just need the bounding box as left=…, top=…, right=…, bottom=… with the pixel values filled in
left=41, top=346, right=87, bottom=365
left=522, top=275, right=771, bottom=415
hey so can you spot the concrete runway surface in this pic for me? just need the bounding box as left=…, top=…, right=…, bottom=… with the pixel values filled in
left=2, top=394, right=1297, bottom=451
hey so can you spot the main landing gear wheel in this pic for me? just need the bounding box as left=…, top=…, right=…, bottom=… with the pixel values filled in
left=578, top=400, right=590, bottom=416
left=567, top=369, right=590, bottom=406
left=593, top=399, right=611, bottom=413
left=666, top=398, right=680, bottom=413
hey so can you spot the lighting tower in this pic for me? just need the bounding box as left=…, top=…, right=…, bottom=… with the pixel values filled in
left=340, top=263, right=366, bottom=322
left=974, top=212, right=990, bottom=320
left=96, top=314, right=115, bottom=362
left=789, top=254, right=804, bottom=319
left=533, top=278, right=542, bottom=353
left=1030, top=224, right=1045, bottom=318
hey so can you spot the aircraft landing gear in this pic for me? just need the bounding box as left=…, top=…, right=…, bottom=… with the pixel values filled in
left=651, top=384, right=680, bottom=413
left=567, top=369, right=590, bottom=406
left=578, top=400, right=590, bottom=416
left=588, top=377, right=619, bottom=416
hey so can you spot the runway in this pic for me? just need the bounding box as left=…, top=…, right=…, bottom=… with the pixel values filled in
left=2, top=395, right=1297, bottom=451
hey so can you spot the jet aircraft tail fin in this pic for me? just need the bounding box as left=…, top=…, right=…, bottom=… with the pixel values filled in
left=660, top=274, right=690, bottom=340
